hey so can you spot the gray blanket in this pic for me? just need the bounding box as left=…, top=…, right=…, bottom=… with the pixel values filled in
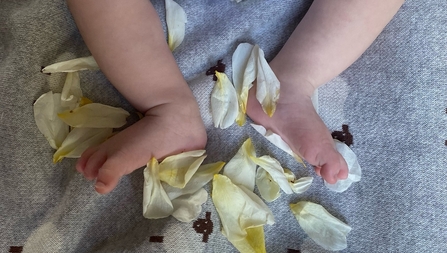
left=1, top=0, right=446, bottom=252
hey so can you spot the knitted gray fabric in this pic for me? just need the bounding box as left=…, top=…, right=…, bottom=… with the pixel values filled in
left=1, top=0, right=446, bottom=252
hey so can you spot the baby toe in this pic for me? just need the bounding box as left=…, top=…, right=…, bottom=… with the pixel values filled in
left=83, top=150, right=107, bottom=180
left=94, top=160, right=125, bottom=194
left=76, top=146, right=99, bottom=174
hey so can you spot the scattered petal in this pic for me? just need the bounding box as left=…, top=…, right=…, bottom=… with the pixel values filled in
left=171, top=188, right=208, bottom=222
left=143, top=158, right=174, bottom=219
left=232, top=43, right=255, bottom=126
left=33, top=91, right=69, bottom=149
left=255, top=168, right=280, bottom=202
left=253, top=45, right=280, bottom=117
left=290, top=201, right=351, bottom=251
left=53, top=128, right=112, bottom=163
left=284, top=169, right=313, bottom=194
left=311, top=89, right=319, bottom=113
left=210, top=71, right=239, bottom=129
left=223, top=138, right=257, bottom=191
left=78, top=97, right=93, bottom=107
left=231, top=226, right=267, bottom=253
left=41, top=56, right=98, bottom=73
left=163, top=161, right=225, bottom=200
left=165, top=0, right=187, bottom=51
left=324, top=140, right=361, bottom=192
left=58, top=103, right=130, bottom=128
left=61, top=72, right=82, bottom=109
left=250, top=123, right=305, bottom=166
left=158, top=150, right=207, bottom=188
left=251, top=155, right=293, bottom=194
left=212, top=174, right=274, bottom=246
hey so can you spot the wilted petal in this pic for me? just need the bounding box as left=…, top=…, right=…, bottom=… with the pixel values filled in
left=163, top=161, right=225, bottom=200
left=255, top=168, right=280, bottom=202
left=250, top=123, right=305, bottom=166
left=284, top=169, right=313, bottom=194
left=61, top=72, right=82, bottom=109
left=211, top=71, right=239, bottom=129
left=41, top=56, right=98, bottom=73
left=253, top=45, right=280, bottom=117
left=171, top=188, right=208, bottom=222
left=290, top=201, right=351, bottom=251
left=324, top=140, right=362, bottom=192
left=143, top=158, right=174, bottom=219
left=53, top=128, right=112, bottom=163
left=250, top=155, right=293, bottom=194
left=232, top=43, right=255, bottom=126
left=165, top=0, right=187, bottom=51
left=58, top=103, right=130, bottom=128
left=231, top=226, right=267, bottom=253
left=212, top=174, right=274, bottom=243
left=223, top=138, right=257, bottom=191
left=34, top=91, right=69, bottom=149
left=158, top=150, right=207, bottom=188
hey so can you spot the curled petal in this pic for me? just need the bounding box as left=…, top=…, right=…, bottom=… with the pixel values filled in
left=284, top=169, right=313, bottom=194
left=58, top=103, right=130, bottom=128
left=250, top=123, right=305, bottom=166
left=290, top=201, right=351, bottom=251
left=53, top=128, right=112, bottom=163
left=61, top=72, right=82, bottom=109
left=223, top=138, right=257, bottom=191
left=212, top=174, right=274, bottom=243
left=171, top=188, right=208, bottom=222
left=231, top=226, right=267, bottom=253
left=158, top=150, right=207, bottom=188
left=211, top=72, right=239, bottom=129
left=255, top=168, right=280, bottom=202
left=324, top=140, right=362, bottom=192
left=41, top=56, right=98, bottom=73
left=33, top=91, right=69, bottom=149
left=143, top=158, right=174, bottom=219
left=166, top=0, right=187, bottom=51
left=250, top=155, right=293, bottom=194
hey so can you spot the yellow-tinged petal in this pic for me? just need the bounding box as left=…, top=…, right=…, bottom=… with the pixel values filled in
left=250, top=155, right=293, bottom=194
left=61, top=72, right=82, bottom=109
left=290, top=201, right=351, bottom=251
left=163, top=161, right=225, bottom=200
left=158, top=150, right=207, bottom=188
left=171, top=188, right=208, bottom=222
left=165, top=0, right=187, bottom=51
left=253, top=45, right=280, bottom=117
left=255, top=168, right=280, bottom=202
left=143, top=158, right=174, bottom=219
left=78, top=97, right=93, bottom=107
left=284, top=169, right=313, bottom=194
left=212, top=174, right=274, bottom=244
left=41, top=56, right=99, bottom=73
left=211, top=71, right=239, bottom=129
left=231, top=226, right=266, bottom=253
left=223, top=138, right=257, bottom=191
left=33, top=91, right=69, bottom=149
left=250, top=123, right=305, bottom=167
left=58, top=103, right=130, bottom=128
left=53, top=128, right=112, bottom=163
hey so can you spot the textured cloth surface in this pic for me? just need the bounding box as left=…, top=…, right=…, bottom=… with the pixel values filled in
left=1, top=0, right=446, bottom=252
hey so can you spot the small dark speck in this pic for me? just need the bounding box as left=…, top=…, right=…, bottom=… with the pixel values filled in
left=445, top=140, right=447, bottom=146
left=69, top=110, right=73, bottom=113
left=206, top=60, right=226, bottom=81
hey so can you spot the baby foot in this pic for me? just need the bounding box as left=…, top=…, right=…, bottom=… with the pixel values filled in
left=76, top=96, right=207, bottom=194
left=246, top=78, right=348, bottom=184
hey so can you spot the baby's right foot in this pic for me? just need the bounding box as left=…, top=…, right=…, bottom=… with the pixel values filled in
left=246, top=74, right=348, bottom=184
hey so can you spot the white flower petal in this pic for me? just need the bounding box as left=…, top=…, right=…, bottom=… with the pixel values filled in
left=290, top=201, right=351, bottom=251
left=33, top=91, right=69, bottom=149
left=254, top=45, right=280, bottom=117
left=250, top=123, right=305, bottom=165
left=210, top=72, right=239, bottom=129
left=143, top=158, right=174, bottom=219
left=53, top=128, right=112, bottom=163
left=212, top=174, right=274, bottom=242
left=165, top=0, right=187, bottom=51
left=171, top=188, right=208, bottom=222
left=159, top=150, right=207, bottom=188
left=61, top=72, right=82, bottom=109
left=223, top=138, right=257, bottom=191
left=284, top=169, right=313, bottom=194
left=311, top=88, right=319, bottom=113
left=324, top=140, right=362, bottom=192
left=163, top=161, right=225, bottom=200
left=41, top=56, right=98, bottom=73
left=255, top=168, right=280, bottom=202
left=232, top=43, right=255, bottom=126
left=251, top=155, right=293, bottom=194
left=58, top=103, right=130, bottom=128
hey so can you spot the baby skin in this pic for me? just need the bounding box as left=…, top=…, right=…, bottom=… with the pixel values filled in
left=68, top=0, right=403, bottom=194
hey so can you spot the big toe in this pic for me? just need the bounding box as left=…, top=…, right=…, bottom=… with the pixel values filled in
left=317, top=149, right=348, bottom=184
left=94, top=159, right=127, bottom=194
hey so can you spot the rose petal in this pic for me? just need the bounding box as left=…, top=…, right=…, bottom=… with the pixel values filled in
left=61, top=72, right=82, bottom=109
left=250, top=155, right=293, bottom=194
left=58, top=103, right=130, bottom=128
left=165, top=0, right=187, bottom=51
left=231, top=226, right=267, bottom=253
left=210, top=71, right=239, bottom=129
left=255, top=168, right=281, bottom=202
left=41, top=56, right=98, bottom=73
left=284, top=169, right=313, bottom=194
left=171, top=188, right=208, bottom=222
left=223, top=138, right=257, bottom=191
